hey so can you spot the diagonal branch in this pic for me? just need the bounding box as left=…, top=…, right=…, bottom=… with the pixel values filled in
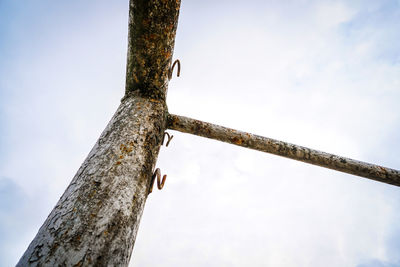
left=167, top=114, right=400, bottom=187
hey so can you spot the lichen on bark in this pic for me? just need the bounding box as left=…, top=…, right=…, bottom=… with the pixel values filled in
left=18, top=0, right=181, bottom=266
left=18, top=97, right=167, bottom=266
left=125, top=0, right=181, bottom=101
left=167, top=113, right=400, bottom=187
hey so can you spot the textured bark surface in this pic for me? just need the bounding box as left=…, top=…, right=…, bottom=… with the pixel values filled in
left=18, top=97, right=167, bottom=266
left=18, top=0, right=181, bottom=266
left=125, top=0, right=181, bottom=101
left=168, top=114, right=400, bottom=187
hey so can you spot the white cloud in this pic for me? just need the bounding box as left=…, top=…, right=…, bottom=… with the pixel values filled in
left=315, top=2, right=356, bottom=29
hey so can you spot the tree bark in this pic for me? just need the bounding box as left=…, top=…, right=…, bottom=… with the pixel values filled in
left=125, top=0, right=181, bottom=101
left=17, top=0, right=181, bottom=266
left=168, top=114, right=400, bottom=187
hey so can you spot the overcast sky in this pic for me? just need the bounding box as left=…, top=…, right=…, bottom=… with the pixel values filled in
left=1, top=1, right=400, bottom=266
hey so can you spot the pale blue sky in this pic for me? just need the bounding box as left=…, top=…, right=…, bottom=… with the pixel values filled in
left=1, top=1, right=400, bottom=266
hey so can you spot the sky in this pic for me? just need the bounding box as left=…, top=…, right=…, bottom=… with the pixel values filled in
left=0, top=0, right=400, bottom=266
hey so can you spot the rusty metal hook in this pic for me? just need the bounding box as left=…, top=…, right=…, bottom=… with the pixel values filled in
left=162, top=132, right=174, bottom=147
left=169, top=59, right=180, bottom=80
left=149, top=168, right=167, bottom=194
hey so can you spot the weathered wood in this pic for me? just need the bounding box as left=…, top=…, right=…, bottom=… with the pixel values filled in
left=125, top=0, right=181, bottom=101
left=18, top=98, right=166, bottom=266
left=167, top=114, right=400, bottom=187
left=17, top=0, right=181, bottom=266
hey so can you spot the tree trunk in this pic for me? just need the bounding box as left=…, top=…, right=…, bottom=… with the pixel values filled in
left=17, top=0, right=181, bottom=266
left=18, top=97, right=166, bottom=266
